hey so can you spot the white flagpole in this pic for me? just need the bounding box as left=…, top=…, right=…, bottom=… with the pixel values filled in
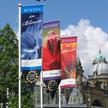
left=59, top=85, right=61, bottom=108
left=18, top=3, right=22, bottom=108
left=40, top=71, right=43, bottom=108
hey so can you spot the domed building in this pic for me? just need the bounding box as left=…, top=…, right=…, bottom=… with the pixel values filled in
left=89, top=49, right=108, bottom=90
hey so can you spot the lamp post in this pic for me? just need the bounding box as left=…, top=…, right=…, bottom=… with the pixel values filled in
left=18, top=2, right=22, bottom=108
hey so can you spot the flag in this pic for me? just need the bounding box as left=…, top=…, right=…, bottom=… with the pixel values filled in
left=21, top=5, right=43, bottom=84
left=60, top=37, right=77, bottom=89
left=42, top=21, right=61, bottom=98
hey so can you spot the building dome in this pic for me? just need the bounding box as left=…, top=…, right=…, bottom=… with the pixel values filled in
left=92, top=50, right=108, bottom=75
left=93, top=53, right=106, bottom=64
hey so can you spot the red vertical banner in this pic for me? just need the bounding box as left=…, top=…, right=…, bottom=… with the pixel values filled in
left=60, top=37, right=77, bottom=88
left=42, top=21, right=61, bottom=98
left=42, top=21, right=61, bottom=80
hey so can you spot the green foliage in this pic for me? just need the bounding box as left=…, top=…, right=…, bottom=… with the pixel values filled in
left=8, top=96, right=18, bottom=108
left=21, top=78, right=34, bottom=108
left=0, top=24, right=18, bottom=107
left=0, top=24, right=33, bottom=107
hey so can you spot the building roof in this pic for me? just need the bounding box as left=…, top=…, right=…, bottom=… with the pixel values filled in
left=92, top=49, right=108, bottom=75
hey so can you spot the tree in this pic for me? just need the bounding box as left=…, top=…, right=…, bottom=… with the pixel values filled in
left=0, top=24, right=18, bottom=107
left=0, top=24, right=33, bottom=108
left=21, top=76, right=34, bottom=108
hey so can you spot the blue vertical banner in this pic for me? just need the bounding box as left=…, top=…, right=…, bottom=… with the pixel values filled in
left=21, top=5, right=43, bottom=84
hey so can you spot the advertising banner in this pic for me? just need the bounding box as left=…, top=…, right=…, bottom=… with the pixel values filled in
left=60, top=37, right=77, bottom=88
left=21, top=5, right=43, bottom=84
left=42, top=21, right=61, bottom=98
left=42, top=21, right=61, bottom=80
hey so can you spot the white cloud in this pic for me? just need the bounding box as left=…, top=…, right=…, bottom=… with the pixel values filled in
left=61, top=19, right=108, bottom=77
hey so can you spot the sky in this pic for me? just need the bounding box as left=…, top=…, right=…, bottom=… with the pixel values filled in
left=0, top=0, right=108, bottom=76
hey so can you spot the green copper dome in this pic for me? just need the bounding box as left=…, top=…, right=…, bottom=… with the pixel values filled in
left=95, top=53, right=105, bottom=61
left=93, top=50, right=107, bottom=64
left=92, top=49, right=108, bottom=75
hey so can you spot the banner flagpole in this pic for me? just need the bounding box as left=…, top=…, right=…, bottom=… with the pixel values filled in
left=40, top=71, right=43, bottom=108
left=18, top=3, right=22, bottom=108
left=59, top=85, right=61, bottom=108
